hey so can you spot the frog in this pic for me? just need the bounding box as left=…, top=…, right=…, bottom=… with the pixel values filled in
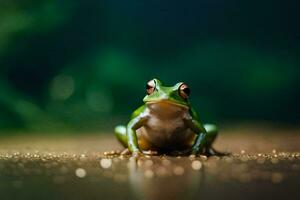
left=114, top=79, right=225, bottom=156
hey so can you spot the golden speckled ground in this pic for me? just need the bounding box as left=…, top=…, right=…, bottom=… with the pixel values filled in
left=0, top=126, right=299, bottom=200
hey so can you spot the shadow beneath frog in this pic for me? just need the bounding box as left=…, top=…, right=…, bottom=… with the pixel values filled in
left=121, top=147, right=230, bottom=157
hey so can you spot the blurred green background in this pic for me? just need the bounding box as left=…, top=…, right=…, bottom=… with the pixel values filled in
left=0, top=0, right=299, bottom=133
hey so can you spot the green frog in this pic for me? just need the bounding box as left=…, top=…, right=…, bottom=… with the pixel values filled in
left=115, top=79, right=224, bottom=156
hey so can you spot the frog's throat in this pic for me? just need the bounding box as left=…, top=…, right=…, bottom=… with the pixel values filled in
left=146, top=100, right=189, bottom=109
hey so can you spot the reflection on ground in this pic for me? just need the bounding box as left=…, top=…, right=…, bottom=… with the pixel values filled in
left=0, top=129, right=299, bottom=200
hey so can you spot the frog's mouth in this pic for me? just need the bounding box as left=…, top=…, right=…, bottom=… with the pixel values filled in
left=146, top=100, right=189, bottom=109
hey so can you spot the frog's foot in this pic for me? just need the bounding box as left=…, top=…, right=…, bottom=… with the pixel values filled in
left=204, top=147, right=230, bottom=157
left=142, top=150, right=159, bottom=156
left=121, top=148, right=131, bottom=155
left=132, top=151, right=144, bottom=157
left=121, top=148, right=145, bottom=157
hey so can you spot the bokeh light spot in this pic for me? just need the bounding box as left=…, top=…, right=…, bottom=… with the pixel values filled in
left=86, top=89, right=113, bottom=113
left=75, top=168, right=86, bottom=178
left=50, top=74, right=75, bottom=100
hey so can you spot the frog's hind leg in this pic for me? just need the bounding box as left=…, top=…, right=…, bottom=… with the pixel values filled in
left=114, top=125, right=127, bottom=148
left=203, top=124, right=228, bottom=156
left=203, top=124, right=218, bottom=147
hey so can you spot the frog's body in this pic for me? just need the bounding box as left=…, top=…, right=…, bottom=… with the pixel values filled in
left=115, top=79, right=223, bottom=156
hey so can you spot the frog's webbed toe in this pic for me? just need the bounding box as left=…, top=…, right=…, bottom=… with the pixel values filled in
left=121, top=148, right=144, bottom=157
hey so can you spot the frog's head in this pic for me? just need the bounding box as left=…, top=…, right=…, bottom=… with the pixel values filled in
left=143, top=79, right=191, bottom=108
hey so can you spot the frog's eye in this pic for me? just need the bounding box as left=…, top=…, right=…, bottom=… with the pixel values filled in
left=179, top=83, right=190, bottom=99
left=146, top=79, right=156, bottom=95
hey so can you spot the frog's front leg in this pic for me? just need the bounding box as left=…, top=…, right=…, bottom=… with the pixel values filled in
left=186, top=117, right=224, bottom=156
left=115, top=120, right=145, bottom=156
left=126, top=115, right=148, bottom=156
left=185, top=118, right=207, bottom=155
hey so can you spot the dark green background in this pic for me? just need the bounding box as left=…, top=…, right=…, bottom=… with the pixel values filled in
left=0, top=0, right=299, bottom=132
